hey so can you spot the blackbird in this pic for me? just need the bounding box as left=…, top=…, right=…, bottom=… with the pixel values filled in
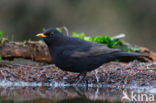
left=36, top=28, right=148, bottom=83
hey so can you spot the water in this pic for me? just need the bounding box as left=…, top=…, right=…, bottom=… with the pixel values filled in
left=0, top=81, right=155, bottom=103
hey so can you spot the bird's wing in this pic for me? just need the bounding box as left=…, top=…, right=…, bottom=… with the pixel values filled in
left=63, top=42, right=120, bottom=58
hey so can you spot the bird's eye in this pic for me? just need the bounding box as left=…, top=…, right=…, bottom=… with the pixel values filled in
left=50, top=32, right=54, bottom=35
left=49, top=32, right=54, bottom=37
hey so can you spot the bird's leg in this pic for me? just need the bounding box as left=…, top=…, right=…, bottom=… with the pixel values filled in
left=63, top=71, right=69, bottom=80
left=94, top=70, right=99, bottom=84
left=75, top=73, right=87, bottom=85
left=75, top=73, right=82, bottom=80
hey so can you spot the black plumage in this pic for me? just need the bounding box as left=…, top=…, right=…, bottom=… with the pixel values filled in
left=36, top=28, right=148, bottom=83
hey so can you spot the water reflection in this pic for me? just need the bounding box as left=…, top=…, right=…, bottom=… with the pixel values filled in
left=0, top=86, right=155, bottom=103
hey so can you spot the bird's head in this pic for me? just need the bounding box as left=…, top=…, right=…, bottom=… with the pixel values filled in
left=36, top=28, right=59, bottom=38
left=36, top=28, right=60, bottom=45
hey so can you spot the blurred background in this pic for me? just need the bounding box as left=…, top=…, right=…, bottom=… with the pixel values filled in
left=0, top=0, right=156, bottom=51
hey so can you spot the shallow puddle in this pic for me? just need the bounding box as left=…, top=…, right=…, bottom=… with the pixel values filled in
left=0, top=81, right=156, bottom=103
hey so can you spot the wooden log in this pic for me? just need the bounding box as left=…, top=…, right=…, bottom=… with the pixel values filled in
left=0, top=41, right=52, bottom=63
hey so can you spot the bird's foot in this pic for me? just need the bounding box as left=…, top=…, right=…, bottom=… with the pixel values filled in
left=94, top=70, right=99, bottom=84
left=74, top=73, right=87, bottom=86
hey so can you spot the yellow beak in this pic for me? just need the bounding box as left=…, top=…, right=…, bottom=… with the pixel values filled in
left=36, top=33, right=47, bottom=38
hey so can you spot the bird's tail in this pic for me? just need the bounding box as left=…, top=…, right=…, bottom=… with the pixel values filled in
left=102, top=51, right=149, bottom=63
left=114, top=51, right=149, bottom=57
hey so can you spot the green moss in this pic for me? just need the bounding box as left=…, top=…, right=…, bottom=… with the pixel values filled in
left=0, top=31, right=7, bottom=44
left=56, top=27, right=63, bottom=32
left=72, top=32, right=123, bottom=48
left=72, top=32, right=139, bottom=52
left=72, top=32, right=85, bottom=39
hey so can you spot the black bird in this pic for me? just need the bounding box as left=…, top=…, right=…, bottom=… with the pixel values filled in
left=36, top=28, right=148, bottom=83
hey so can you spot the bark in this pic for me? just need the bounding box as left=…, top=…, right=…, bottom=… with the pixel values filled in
left=0, top=41, right=52, bottom=63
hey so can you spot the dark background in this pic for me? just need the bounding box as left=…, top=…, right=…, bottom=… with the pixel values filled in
left=0, top=0, right=156, bottom=51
